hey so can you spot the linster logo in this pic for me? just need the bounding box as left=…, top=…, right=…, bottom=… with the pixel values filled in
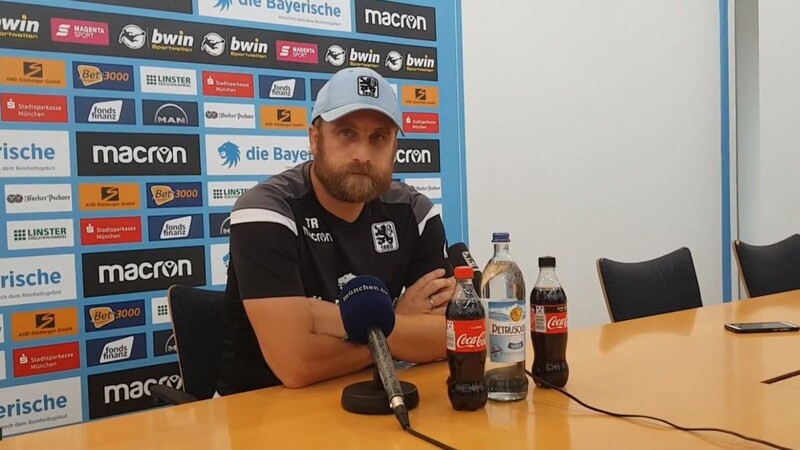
left=356, top=0, right=436, bottom=41
left=76, top=132, right=201, bottom=176
left=88, top=362, right=182, bottom=419
left=82, top=246, right=206, bottom=297
left=393, top=139, right=440, bottom=173
left=142, top=100, right=199, bottom=127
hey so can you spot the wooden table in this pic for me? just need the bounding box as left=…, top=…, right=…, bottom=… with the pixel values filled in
left=6, top=290, right=800, bottom=449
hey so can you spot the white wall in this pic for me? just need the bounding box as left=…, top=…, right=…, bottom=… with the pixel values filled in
left=461, top=0, right=724, bottom=328
left=737, top=0, right=800, bottom=247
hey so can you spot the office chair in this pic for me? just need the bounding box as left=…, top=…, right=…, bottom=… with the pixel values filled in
left=150, top=285, right=226, bottom=405
left=733, top=234, right=800, bottom=298
left=596, top=247, right=703, bottom=322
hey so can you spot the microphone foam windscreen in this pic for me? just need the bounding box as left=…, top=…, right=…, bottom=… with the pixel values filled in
left=338, top=275, right=396, bottom=344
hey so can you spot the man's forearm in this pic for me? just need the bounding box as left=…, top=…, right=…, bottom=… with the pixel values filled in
left=282, top=333, right=372, bottom=388
left=387, top=314, right=446, bottom=363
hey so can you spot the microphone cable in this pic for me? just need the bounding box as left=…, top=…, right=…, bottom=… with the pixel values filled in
left=404, top=424, right=457, bottom=450
left=524, top=370, right=795, bottom=450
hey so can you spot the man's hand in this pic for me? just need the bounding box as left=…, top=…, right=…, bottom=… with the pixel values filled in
left=396, top=268, right=455, bottom=315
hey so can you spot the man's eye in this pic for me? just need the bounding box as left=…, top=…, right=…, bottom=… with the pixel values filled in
left=371, top=133, right=386, bottom=141
left=340, top=129, right=354, bottom=137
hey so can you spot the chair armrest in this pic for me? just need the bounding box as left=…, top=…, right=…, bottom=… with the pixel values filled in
left=150, top=383, right=199, bottom=405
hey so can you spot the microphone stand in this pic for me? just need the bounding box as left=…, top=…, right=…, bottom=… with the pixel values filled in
left=341, top=366, right=420, bottom=415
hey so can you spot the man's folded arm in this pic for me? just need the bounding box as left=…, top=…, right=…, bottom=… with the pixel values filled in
left=243, top=297, right=372, bottom=388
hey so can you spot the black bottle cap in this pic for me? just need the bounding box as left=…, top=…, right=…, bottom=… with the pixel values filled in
left=539, top=256, right=556, bottom=268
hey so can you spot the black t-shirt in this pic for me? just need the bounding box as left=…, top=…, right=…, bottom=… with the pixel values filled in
left=216, top=161, right=452, bottom=395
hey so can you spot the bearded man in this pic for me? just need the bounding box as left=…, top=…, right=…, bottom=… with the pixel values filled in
left=216, top=68, right=455, bottom=395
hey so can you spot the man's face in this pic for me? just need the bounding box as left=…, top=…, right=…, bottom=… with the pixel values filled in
left=310, top=109, right=398, bottom=203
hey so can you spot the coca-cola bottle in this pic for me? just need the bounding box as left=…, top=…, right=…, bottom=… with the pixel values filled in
left=446, top=266, right=488, bottom=411
left=531, top=256, right=569, bottom=388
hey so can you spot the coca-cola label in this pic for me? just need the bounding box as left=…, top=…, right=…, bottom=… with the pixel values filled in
left=533, top=304, right=568, bottom=334
left=446, top=319, right=486, bottom=352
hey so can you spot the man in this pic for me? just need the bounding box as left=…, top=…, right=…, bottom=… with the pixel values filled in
left=216, top=67, right=454, bottom=395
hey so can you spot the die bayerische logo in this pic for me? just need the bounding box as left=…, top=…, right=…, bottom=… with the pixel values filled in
left=218, top=141, right=240, bottom=168
left=214, top=0, right=233, bottom=11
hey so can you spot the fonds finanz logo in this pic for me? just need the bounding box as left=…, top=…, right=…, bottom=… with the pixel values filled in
left=82, top=246, right=206, bottom=297
left=76, top=132, right=201, bottom=176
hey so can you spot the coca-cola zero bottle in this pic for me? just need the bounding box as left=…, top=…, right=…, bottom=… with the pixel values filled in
left=446, top=266, right=488, bottom=411
left=531, top=256, right=569, bottom=388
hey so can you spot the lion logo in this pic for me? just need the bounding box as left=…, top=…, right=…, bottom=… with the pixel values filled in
left=218, top=141, right=241, bottom=169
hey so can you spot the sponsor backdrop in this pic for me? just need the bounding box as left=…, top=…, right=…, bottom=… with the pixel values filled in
left=0, top=0, right=466, bottom=435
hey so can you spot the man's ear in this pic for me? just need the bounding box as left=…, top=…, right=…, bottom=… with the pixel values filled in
left=309, top=124, right=319, bottom=157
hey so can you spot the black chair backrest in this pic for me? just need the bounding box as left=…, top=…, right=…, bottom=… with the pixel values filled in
left=597, top=247, right=703, bottom=322
left=167, top=285, right=225, bottom=400
left=734, top=234, right=800, bottom=298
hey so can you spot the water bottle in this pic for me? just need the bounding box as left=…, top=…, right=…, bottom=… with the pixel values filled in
left=480, top=232, right=528, bottom=402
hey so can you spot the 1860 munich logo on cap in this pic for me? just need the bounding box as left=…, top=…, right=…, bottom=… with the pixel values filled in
left=357, top=75, right=379, bottom=98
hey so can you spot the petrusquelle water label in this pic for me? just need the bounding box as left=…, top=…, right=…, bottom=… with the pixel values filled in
left=487, top=299, right=526, bottom=363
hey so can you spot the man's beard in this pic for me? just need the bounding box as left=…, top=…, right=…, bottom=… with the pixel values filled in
left=313, top=137, right=393, bottom=203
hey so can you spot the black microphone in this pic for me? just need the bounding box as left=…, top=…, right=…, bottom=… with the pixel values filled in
left=338, top=276, right=418, bottom=428
left=448, top=243, right=482, bottom=290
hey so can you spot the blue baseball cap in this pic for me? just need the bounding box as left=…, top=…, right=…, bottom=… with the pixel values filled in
left=311, top=67, right=403, bottom=134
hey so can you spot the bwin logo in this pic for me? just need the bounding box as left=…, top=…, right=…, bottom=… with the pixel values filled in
left=218, top=141, right=240, bottom=168
left=98, top=259, right=192, bottom=283
left=201, top=33, right=226, bottom=57
left=214, top=0, right=233, bottom=11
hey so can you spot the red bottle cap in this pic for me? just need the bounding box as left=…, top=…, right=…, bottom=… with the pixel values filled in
left=454, top=266, right=474, bottom=280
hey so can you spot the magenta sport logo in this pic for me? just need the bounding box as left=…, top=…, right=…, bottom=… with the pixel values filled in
left=276, top=40, right=319, bottom=64
left=51, top=18, right=109, bottom=46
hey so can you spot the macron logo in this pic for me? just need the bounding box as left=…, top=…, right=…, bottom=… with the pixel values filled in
left=270, top=79, right=296, bottom=98
left=100, top=336, right=134, bottom=364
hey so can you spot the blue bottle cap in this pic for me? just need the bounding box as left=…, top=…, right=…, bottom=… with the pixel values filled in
left=492, top=232, right=510, bottom=243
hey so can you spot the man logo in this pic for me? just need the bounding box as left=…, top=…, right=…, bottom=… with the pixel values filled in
left=101, top=186, right=120, bottom=202
left=155, top=104, right=189, bottom=125
left=415, top=88, right=427, bottom=101
left=201, top=33, right=225, bottom=57
left=385, top=51, right=403, bottom=72
left=214, top=0, right=233, bottom=11
left=218, top=142, right=240, bottom=168
left=99, top=186, right=122, bottom=202
left=325, top=45, right=346, bottom=67
left=278, top=109, right=292, bottom=123
left=23, top=62, right=43, bottom=78
left=164, top=334, right=176, bottom=353
left=357, top=76, right=379, bottom=98
left=150, top=186, right=175, bottom=206
left=119, top=24, right=146, bottom=49
left=35, top=313, right=55, bottom=330
left=220, top=217, right=230, bottom=235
